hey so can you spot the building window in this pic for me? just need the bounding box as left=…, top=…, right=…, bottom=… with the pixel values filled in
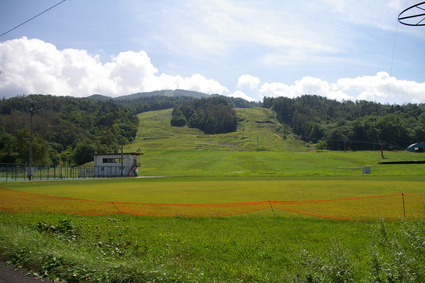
left=102, top=158, right=124, bottom=163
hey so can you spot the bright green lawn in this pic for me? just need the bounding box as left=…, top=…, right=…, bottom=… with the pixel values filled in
left=136, top=150, right=425, bottom=177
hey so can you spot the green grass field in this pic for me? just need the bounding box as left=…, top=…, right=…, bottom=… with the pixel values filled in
left=129, top=108, right=425, bottom=177
left=1, top=108, right=425, bottom=282
left=2, top=175, right=425, bottom=203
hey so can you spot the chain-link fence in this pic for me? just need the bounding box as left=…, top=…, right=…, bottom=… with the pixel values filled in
left=0, top=164, right=132, bottom=181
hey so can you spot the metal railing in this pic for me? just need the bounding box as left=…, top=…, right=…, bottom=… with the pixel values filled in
left=0, top=163, right=137, bottom=181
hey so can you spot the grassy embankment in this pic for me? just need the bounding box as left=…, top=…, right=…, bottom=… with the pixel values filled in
left=1, top=107, right=425, bottom=282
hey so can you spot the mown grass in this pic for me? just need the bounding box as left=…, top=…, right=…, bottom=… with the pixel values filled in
left=2, top=176, right=425, bottom=203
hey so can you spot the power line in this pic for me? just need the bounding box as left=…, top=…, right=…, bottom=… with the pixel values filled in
left=0, top=0, right=67, bottom=38
left=386, top=0, right=403, bottom=104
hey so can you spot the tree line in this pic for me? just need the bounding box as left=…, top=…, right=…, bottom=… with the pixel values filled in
left=263, top=95, right=425, bottom=150
left=92, top=93, right=258, bottom=115
left=0, top=93, right=255, bottom=165
left=0, top=95, right=139, bottom=165
left=171, top=96, right=238, bottom=134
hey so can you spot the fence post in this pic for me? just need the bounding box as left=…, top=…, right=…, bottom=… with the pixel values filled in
left=269, top=201, right=276, bottom=216
left=402, top=193, right=406, bottom=219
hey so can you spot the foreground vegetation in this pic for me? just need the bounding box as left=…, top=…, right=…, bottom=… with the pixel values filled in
left=2, top=212, right=425, bottom=282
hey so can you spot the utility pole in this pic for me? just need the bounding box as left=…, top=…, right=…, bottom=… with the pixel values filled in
left=27, top=99, right=37, bottom=180
left=120, top=124, right=125, bottom=177
left=379, top=140, right=385, bottom=159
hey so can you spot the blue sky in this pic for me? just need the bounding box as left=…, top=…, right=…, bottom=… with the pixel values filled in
left=0, top=0, right=424, bottom=104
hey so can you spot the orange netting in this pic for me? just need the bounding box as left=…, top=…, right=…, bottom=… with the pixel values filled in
left=1, top=187, right=424, bottom=220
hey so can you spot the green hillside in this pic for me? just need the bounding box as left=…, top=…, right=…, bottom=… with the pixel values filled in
left=126, top=108, right=425, bottom=177
left=132, top=108, right=306, bottom=152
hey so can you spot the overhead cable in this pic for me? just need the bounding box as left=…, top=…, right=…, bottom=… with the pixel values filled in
left=0, top=0, right=67, bottom=38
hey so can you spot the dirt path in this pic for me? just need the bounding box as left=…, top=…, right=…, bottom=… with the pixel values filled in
left=0, top=261, right=55, bottom=283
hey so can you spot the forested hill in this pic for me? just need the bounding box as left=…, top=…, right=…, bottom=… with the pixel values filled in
left=263, top=95, right=425, bottom=150
left=0, top=95, right=139, bottom=165
left=92, top=90, right=258, bottom=112
left=2, top=92, right=425, bottom=166
left=0, top=92, right=257, bottom=165
left=171, top=96, right=238, bottom=134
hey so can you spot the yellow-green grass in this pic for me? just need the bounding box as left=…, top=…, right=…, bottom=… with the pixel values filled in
left=2, top=176, right=425, bottom=203
left=136, top=150, right=425, bottom=177
left=2, top=176, right=425, bottom=220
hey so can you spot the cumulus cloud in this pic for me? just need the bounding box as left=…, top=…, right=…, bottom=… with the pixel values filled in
left=228, top=90, right=256, bottom=102
left=337, top=72, right=425, bottom=104
left=237, top=74, right=260, bottom=90
left=1, top=38, right=425, bottom=105
left=259, top=72, right=425, bottom=104
left=0, top=37, right=228, bottom=98
left=259, top=77, right=350, bottom=101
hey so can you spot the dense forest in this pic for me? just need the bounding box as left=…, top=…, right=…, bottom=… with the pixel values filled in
left=263, top=95, right=425, bottom=150
left=171, top=96, right=238, bottom=134
left=91, top=91, right=258, bottom=113
left=0, top=95, right=139, bottom=165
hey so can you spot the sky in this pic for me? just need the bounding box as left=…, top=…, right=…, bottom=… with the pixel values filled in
left=0, top=0, right=425, bottom=104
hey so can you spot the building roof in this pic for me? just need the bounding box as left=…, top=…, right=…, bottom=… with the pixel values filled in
left=94, top=152, right=143, bottom=156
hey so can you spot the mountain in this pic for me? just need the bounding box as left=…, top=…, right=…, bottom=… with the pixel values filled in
left=114, top=89, right=211, bottom=101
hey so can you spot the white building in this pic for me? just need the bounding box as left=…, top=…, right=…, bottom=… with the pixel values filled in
left=93, top=152, right=143, bottom=177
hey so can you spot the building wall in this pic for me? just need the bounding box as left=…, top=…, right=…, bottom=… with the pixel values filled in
left=93, top=154, right=140, bottom=177
left=94, top=154, right=136, bottom=167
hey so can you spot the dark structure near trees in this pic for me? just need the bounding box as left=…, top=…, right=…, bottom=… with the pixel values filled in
left=406, top=143, right=425, bottom=153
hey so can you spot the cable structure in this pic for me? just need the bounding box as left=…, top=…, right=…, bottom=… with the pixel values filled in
left=0, top=0, right=67, bottom=38
left=386, top=0, right=403, bottom=104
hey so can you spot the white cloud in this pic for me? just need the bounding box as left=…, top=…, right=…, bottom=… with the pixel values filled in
left=140, top=0, right=343, bottom=63
left=259, top=77, right=350, bottom=101
left=1, top=38, right=425, bottom=105
left=260, top=82, right=296, bottom=99
left=337, top=72, right=425, bottom=104
left=259, top=72, right=425, bottom=104
left=0, top=37, right=228, bottom=98
left=228, top=90, right=256, bottom=102
left=237, top=74, right=260, bottom=90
